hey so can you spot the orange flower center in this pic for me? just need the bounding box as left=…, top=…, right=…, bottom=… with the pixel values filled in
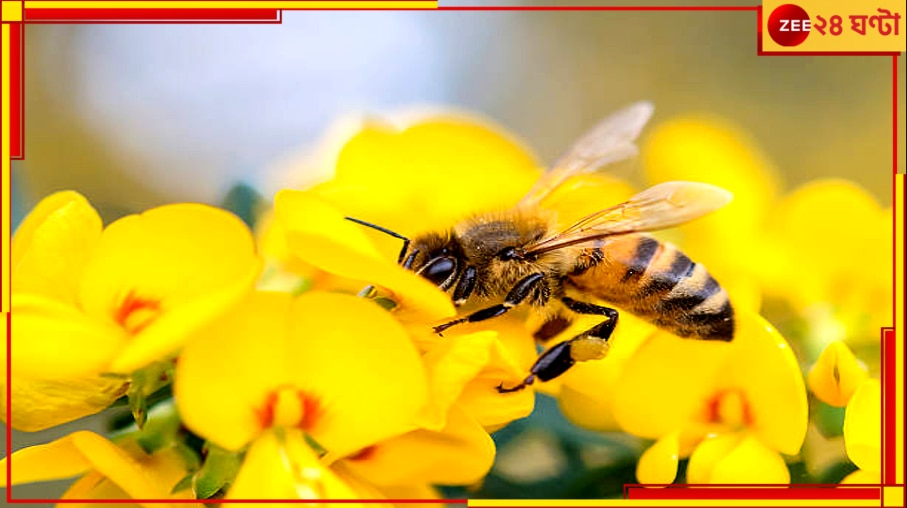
left=114, top=291, right=161, bottom=334
left=257, top=386, right=320, bottom=431
left=705, top=389, right=753, bottom=429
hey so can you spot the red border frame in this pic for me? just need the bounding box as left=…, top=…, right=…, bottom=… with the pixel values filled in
left=2, top=2, right=903, bottom=505
left=23, top=8, right=281, bottom=22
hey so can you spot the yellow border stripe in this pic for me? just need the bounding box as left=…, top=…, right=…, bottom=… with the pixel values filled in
left=1, top=23, right=9, bottom=315
left=24, top=1, right=437, bottom=9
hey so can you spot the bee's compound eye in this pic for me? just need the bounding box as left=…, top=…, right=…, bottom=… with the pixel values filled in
left=420, top=257, right=458, bottom=289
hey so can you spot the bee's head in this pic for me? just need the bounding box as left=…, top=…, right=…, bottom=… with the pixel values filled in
left=343, top=217, right=462, bottom=291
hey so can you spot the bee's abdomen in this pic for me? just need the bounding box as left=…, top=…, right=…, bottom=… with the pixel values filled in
left=567, top=235, right=734, bottom=341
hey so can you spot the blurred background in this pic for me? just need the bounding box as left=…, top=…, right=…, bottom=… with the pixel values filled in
left=6, top=1, right=905, bottom=502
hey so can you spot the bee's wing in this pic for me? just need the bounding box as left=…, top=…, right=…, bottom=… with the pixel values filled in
left=518, top=101, right=655, bottom=208
left=525, top=181, right=733, bottom=254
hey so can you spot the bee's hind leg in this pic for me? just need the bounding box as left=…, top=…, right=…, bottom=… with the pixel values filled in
left=496, top=297, right=618, bottom=393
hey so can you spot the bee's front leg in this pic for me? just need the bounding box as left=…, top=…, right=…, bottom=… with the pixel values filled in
left=433, top=273, right=547, bottom=335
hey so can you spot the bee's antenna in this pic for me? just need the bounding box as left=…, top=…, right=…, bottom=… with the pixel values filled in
left=344, top=217, right=410, bottom=265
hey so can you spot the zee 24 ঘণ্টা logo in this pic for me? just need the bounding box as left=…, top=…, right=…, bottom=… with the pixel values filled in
left=767, top=2, right=901, bottom=47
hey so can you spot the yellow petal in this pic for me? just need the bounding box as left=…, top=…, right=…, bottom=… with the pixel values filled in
left=417, top=330, right=533, bottom=431
left=340, top=406, right=494, bottom=486
left=12, top=190, right=102, bottom=305
left=375, top=483, right=441, bottom=506
left=688, top=433, right=791, bottom=484
left=2, top=374, right=127, bottom=432
left=614, top=310, right=806, bottom=456
left=10, top=294, right=126, bottom=378
left=688, top=433, right=790, bottom=484
left=175, top=291, right=293, bottom=450
left=764, top=179, right=886, bottom=307
left=636, top=432, right=680, bottom=484
left=60, top=471, right=132, bottom=503
left=719, top=312, right=808, bottom=455
left=74, top=204, right=259, bottom=373
left=318, top=116, right=540, bottom=236
left=286, top=292, right=428, bottom=458
left=178, top=291, right=427, bottom=458
left=228, top=430, right=359, bottom=501
left=0, top=431, right=94, bottom=486
left=808, top=341, right=869, bottom=407
left=686, top=433, right=742, bottom=484
left=1, top=304, right=128, bottom=431
left=2, top=431, right=188, bottom=504
left=843, top=379, right=881, bottom=474
left=612, top=328, right=731, bottom=439
left=69, top=432, right=177, bottom=502
left=840, top=469, right=881, bottom=484
left=275, top=190, right=455, bottom=321
left=710, top=434, right=791, bottom=484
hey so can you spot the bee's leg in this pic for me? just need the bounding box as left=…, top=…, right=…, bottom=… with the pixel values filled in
left=452, top=265, right=477, bottom=307
left=433, top=273, right=547, bottom=334
left=497, top=298, right=618, bottom=393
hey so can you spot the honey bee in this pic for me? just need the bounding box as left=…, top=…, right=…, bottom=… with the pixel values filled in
left=348, top=102, right=735, bottom=392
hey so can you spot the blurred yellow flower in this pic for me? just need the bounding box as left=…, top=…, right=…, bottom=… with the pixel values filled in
left=305, top=115, right=542, bottom=239
left=841, top=379, right=881, bottom=483
left=3, top=191, right=260, bottom=431
left=643, top=116, right=891, bottom=349
left=762, top=180, right=891, bottom=347
left=175, top=290, right=428, bottom=499
left=0, top=431, right=199, bottom=506
left=807, top=341, right=869, bottom=407
left=613, top=310, right=808, bottom=484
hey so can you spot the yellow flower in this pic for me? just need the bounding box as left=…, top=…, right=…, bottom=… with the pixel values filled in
left=335, top=406, right=494, bottom=489
left=612, top=310, right=808, bottom=484
left=325, top=325, right=536, bottom=496
left=0, top=431, right=199, bottom=506
left=275, top=190, right=454, bottom=321
left=807, top=341, right=869, bottom=407
left=841, top=379, right=881, bottom=483
left=762, top=180, right=892, bottom=346
left=643, top=116, right=890, bottom=348
left=174, top=290, right=429, bottom=499
left=4, top=191, right=260, bottom=431
left=304, top=115, right=542, bottom=239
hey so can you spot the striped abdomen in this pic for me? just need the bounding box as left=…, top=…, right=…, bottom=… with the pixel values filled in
left=566, top=235, right=734, bottom=341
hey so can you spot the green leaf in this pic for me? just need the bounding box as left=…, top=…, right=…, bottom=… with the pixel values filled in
left=135, top=401, right=183, bottom=455
left=814, top=399, right=846, bottom=438
left=171, top=473, right=195, bottom=495
left=193, top=443, right=244, bottom=499
left=127, top=361, right=173, bottom=429
left=127, top=381, right=147, bottom=429
left=817, top=460, right=859, bottom=484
